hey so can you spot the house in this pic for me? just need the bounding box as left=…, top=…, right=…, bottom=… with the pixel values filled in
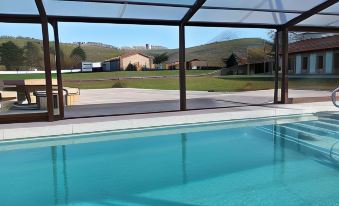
left=166, top=61, right=179, bottom=70
left=186, top=59, right=208, bottom=70
left=282, top=35, right=339, bottom=74
left=102, top=53, right=154, bottom=71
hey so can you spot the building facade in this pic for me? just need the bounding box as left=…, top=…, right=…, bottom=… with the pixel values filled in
left=282, top=35, right=339, bottom=74
left=102, top=53, right=154, bottom=71
left=186, top=59, right=208, bottom=70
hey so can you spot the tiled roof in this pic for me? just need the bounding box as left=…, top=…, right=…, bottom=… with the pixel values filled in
left=288, top=35, right=339, bottom=54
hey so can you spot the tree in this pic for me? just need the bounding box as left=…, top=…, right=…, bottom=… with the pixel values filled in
left=153, top=53, right=169, bottom=65
left=223, top=53, right=239, bottom=68
left=70, top=46, right=87, bottom=67
left=0, top=41, right=24, bottom=71
left=125, top=63, right=137, bottom=71
left=23, top=41, right=43, bottom=70
left=70, top=46, right=86, bottom=61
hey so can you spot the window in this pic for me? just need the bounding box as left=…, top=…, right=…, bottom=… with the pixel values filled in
left=316, top=54, right=324, bottom=72
left=288, top=56, right=296, bottom=73
left=302, top=56, right=309, bottom=72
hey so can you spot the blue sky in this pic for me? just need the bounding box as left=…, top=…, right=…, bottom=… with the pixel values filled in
left=0, top=23, right=271, bottom=49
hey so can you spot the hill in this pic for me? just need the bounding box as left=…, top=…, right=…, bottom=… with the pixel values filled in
left=0, top=36, right=121, bottom=63
left=0, top=36, right=271, bottom=69
left=143, top=38, right=272, bottom=67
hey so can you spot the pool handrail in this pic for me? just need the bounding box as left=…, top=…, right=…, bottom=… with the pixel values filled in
left=332, top=87, right=339, bottom=108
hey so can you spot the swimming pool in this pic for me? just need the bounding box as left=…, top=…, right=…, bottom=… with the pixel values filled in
left=0, top=113, right=338, bottom=206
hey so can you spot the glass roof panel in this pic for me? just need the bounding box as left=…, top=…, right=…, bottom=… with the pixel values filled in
left=43, top=0, right=123, bottom=18
left=298, top=14, right=339, bottom=27
left=43, top=0, right=188, bottom=20
left=322, top=2, right=339, bottom=13
left=0, top=0, right=38, bottom=15
left=191, top=9, right=299, bottom=25
left=122, top=5, right=189, bottom=20
left=203, top=0, right=327, bottom=12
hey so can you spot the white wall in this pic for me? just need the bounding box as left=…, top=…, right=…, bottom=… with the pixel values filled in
left=325, top=50, right=333, bottom=74
left=309, top=53, right=316, bottom=74
left=295, top=54, right=302, bottom=74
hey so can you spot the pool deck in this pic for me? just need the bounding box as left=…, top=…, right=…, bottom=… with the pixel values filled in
left=0, top=100, right=337, bottom=140
left=65, top=88, right=332, bottom=118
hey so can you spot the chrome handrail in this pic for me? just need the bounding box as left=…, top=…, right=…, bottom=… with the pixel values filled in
left=332, top=87, right=339, bottom=108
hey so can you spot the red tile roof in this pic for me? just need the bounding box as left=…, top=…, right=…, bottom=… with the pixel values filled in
left=288, top=35, right=339, bottom=54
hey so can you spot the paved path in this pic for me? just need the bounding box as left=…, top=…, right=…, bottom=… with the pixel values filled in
left=64, top=88, right=332, bottom=118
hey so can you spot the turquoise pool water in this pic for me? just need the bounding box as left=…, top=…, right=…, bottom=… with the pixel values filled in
left=0, top=115, right=339, bottom=206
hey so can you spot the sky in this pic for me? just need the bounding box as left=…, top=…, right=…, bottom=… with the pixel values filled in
left=0, top=23, right=271, bottom=49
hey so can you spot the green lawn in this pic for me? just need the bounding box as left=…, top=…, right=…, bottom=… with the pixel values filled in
left=64, top=77, right=338, bottom=92
left=1, top=71, right=337, bottom=92
left=0, top=70, right=214, bottom=81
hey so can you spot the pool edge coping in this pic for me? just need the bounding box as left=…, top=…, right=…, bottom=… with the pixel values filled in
left=0, top=105, right=337, bottom=141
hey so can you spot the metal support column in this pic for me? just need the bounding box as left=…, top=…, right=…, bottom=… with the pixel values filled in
left=51, top=21, right=65, bottom=119
left=179, top=24, right=187, bottom=111
left=281, top=28, right=289, bottom=104
left=35, top=0, right=54, bottom=121
left=274, top=31, right=280, bottom=104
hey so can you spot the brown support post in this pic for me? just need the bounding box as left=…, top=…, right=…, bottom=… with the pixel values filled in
left=281, top=28, right=289, bottom=104
left=179, top=23, right=187, bottom=111
left=274, top=31, right=280, bottom=104
left=51, top=21, right=65, bottom=119
left=35, top=0, right=54, bottom=121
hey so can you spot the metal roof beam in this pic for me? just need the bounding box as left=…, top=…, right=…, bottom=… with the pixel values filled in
left=49, top=15, right=180, bottom=26
left=187, top=21, right=279, bottom=29
left=283, top=0, right=339, bottom=28
left=181, top=0, right=206, bottom=25
left=0, top=14, right=41, bottom=23
left=290, top=25, right=339, bottom=33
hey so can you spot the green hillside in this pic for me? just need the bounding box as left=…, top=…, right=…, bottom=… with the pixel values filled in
left=0, top=36, right=121, bottom=63
left=144, top=38, right=271, bottom=67
left=0, top=36, right=270, bottom=70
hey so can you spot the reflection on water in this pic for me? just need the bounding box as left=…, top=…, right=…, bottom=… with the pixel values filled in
left=50, top=145, right=69, bottom=205
left=181, top=133, right=187, bottom=185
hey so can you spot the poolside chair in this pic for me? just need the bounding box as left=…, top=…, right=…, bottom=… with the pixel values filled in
left=63, top=87, right=80, bottom=106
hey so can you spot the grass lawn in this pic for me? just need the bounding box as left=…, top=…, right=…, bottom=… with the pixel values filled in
left=1, top=71, right=337, bottom=92
left=0, top=70, right=213, bottom=81
left=64, top=77, right=338, bottom=92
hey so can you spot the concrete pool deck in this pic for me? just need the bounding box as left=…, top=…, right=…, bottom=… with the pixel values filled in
left=64, top=88, right=333, bottom=118
left=0, top=101, right=337, bottom=140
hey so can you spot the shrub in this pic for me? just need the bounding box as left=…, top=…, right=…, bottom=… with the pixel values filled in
left=112, top=81, right=127, bottom=88
left=125, top=63, right=137, bottom=71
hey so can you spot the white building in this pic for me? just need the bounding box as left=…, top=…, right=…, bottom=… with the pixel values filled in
left=282, top=35, right=339, bottom=75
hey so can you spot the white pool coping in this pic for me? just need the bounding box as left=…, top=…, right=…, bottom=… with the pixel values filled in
left=0, top=101, right=337, bottom=141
